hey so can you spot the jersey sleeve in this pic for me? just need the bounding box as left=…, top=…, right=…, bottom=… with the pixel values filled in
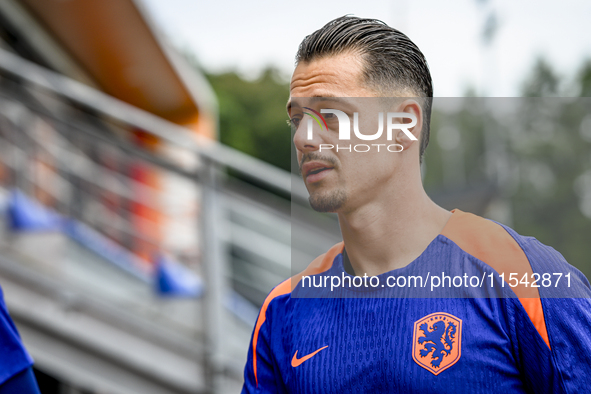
left=242, top=280, right=291, bottom=394
left=0, top=367, right=40, bottom=394
left=242, top=245, right=342, bottom=393
left=0, top=286, right=34, bottom=385
left=506, top=236, right=591, bottom=393
left=242, top=308, right=285, bottom=394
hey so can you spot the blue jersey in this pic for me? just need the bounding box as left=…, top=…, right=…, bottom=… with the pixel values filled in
left=0, top=285, right=34, bottom=385
left=242, top=210, right=591, bottom=393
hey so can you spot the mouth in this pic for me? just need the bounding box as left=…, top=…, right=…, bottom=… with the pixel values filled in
left=308, top=167, right=329, bottom=175
left=302, top=162, right=334, bottom=183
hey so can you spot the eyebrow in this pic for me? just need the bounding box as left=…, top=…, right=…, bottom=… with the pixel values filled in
left=286, top=96, right=353, bottom=114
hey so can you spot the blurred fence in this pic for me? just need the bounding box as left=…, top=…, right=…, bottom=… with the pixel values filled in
left=0, top=47, right=340, bottom=393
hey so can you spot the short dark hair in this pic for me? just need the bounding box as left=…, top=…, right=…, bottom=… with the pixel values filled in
left=295, top=16, right=433, bottom=162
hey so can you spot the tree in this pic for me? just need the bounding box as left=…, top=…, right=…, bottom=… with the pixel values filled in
left=522, top=57, right=560, bottom=97
left=206, top=68, right=292, bottom=172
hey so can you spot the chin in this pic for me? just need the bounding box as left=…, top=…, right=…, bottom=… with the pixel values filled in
left=308, top=189, right=347, bottom=213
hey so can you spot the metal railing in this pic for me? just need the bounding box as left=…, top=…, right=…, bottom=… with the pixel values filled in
left=0, top=47, right=341, bottom=393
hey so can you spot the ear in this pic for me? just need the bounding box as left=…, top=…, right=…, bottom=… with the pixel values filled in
left=393, top=99, right=423, bottom=151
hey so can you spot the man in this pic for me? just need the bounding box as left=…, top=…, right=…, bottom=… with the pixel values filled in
left=242, top=16, right=591, bottom=393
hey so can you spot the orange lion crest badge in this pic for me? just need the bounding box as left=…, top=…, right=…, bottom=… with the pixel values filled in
left=412, top=312, right=462, bottom=375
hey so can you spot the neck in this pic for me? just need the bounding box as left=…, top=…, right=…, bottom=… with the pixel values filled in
left=338, top=168, right=451, bottom=277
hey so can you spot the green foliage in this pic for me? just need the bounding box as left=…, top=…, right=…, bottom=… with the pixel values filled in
left=205, top=68, right=292, bottom=172
left=579, top=60, right=591, bottom=97
left=510, top=98, right=591, bottom=279
left=514, top=59, right=591, bottom=277
left=521, top=57, right=560, bottom=97
left=423, top=61, right=591, bottom=279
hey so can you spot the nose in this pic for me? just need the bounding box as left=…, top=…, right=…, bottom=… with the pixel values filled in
left=293, top=116, right=322, bottom=159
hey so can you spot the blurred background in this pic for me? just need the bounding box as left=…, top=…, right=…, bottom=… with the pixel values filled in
left=0, top=0, right=589, bottom=393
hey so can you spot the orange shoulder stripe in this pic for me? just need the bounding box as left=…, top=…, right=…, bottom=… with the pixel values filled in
left=441, top=209, right=550, bottom=349
left=290, top=242, right=344, bottom=291
left=252, top=242, right=344, bottom=386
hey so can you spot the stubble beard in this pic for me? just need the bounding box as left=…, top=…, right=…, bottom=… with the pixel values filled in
left=299, top=152, right=347, bottom=212
left=308, top=188, right=347, bottom=212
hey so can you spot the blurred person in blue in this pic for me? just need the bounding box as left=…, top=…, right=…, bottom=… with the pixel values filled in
left=0, top=286, right=40, bottom=393
left=242, top=16, right=591, bottom=393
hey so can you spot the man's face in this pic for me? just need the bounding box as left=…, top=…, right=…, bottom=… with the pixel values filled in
left=288, top=52, right=407, bottom=213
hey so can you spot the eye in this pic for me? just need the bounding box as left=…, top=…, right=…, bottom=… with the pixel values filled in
left=289, top=116, right=302, bottom=129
